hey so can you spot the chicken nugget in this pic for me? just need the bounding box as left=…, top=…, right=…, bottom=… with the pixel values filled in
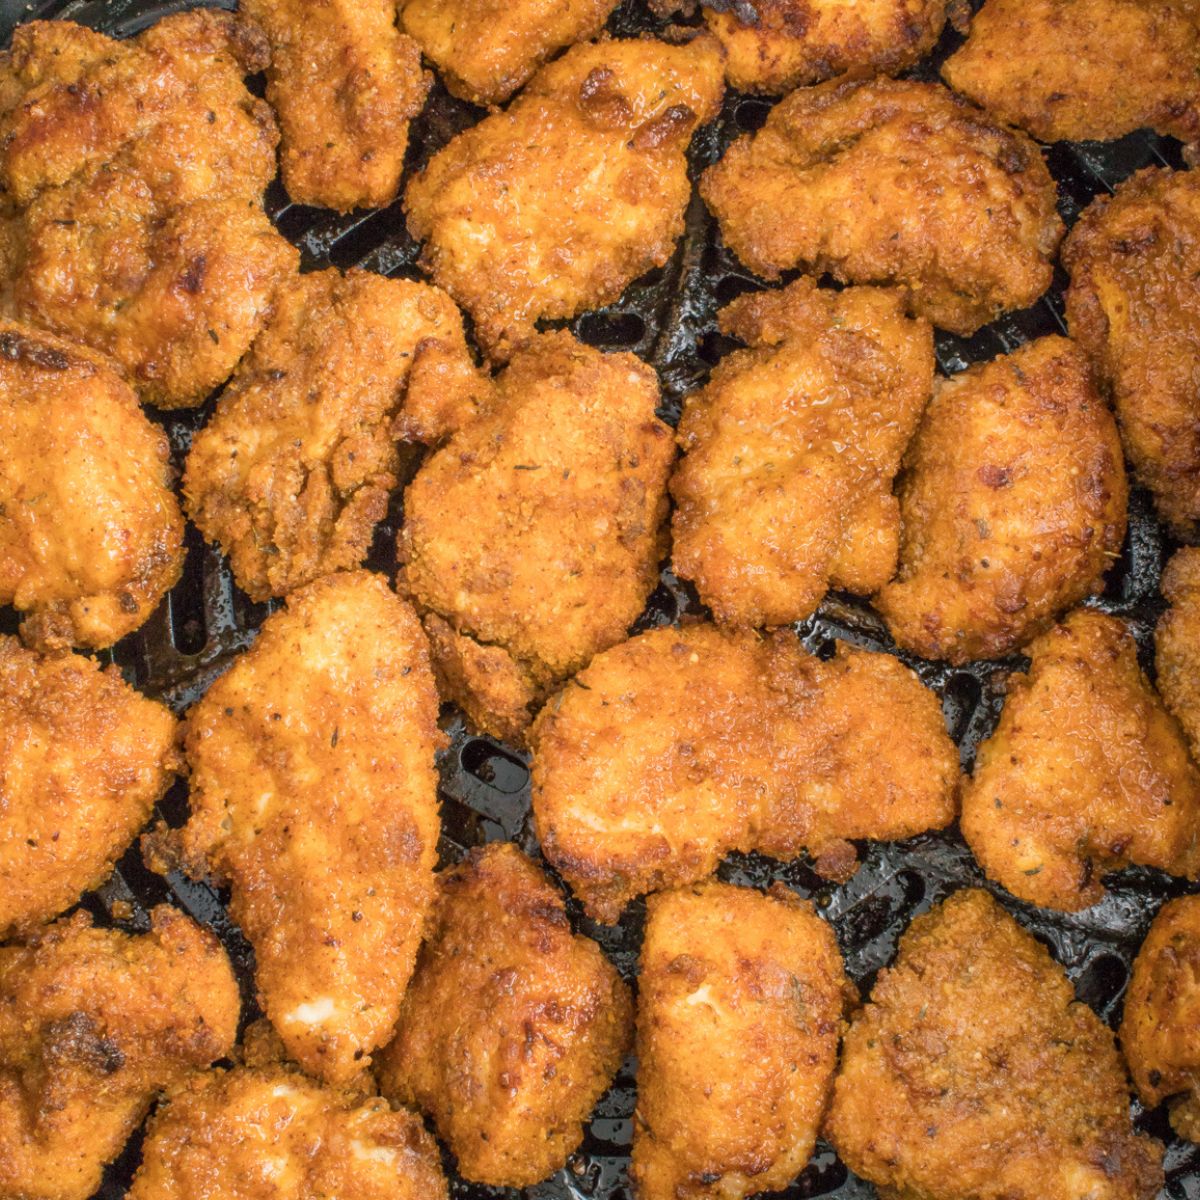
left=825, top=888, right=1163, bottom=1200
left=1121, top=895, right=1200, bottom=1142
left=671, top=278, right=934, bottom=628
left=376, top=843, right=632, bottom=1187
left=1064, top=167, right=1200, bottom=539
left=961, top=609, right=1200, bottom=912
left=0, top=637, right=178, bottom=938
left=0, top=322, right=184, bottom=650
left=875, top=336, right=1127, bottom=664
left=184, top=269, right=484, bottom=602
left=942, top=0, right=1200, bottom=150
left=398, top=330, right=675, bottom=744
left=0, top=906, right=240, bottom=1200
left=1156, top=547, right=1200, bottom=760
left=530, top=623, right=958, bottom=923
left=167, top=571, right=441, bottom=1084
left=242, top=0, right=430, bottom=211
left=701, top=77, right=1063, bottom=335
left=405, top=34, right=725, bottom=361
left=632, top=880, right=853, bottom=1200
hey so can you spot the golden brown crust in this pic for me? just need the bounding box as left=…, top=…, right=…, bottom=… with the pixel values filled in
left=632, top=880, right=853, bottom=1200
left=376, top=843, right=632, bottom=1188
left=0, top=321, right=185, bottom=649
left=700, top=77, right=1063, bottom=336
left=671, top=279, right=934, bottom=627
left=404, top=35, right=725, bottom=361
left=961, top=609, right=1200, bottom=911
left=174, top=571, right=442, bottom=1084
left=1156, top=547, right=1200, bottom=761
left=826, top=889, right=1163, bottom=1200
left=530, top=623, right=959, bottom=923
left=0, top=907, right=240, bottom=1200
left=0, top=637, right=179, bottom=938
left=1064, top=167, right=1200, bottom=539
left=875, top=336, right=1128, bottom=664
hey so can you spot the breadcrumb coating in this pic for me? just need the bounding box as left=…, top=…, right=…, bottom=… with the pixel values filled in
left=1156, top=547, right=1200, bottom=762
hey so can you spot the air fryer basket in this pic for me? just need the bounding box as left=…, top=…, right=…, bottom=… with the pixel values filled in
left=1, top=0, right=1197, bottom=1196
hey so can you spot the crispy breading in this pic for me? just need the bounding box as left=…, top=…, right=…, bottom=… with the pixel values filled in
left=0, top=11, right=297, bottom=408
left=169, top=572, right=441, bottom=1084
left=875, top=336, right=1127, bottom=664
left=700, top=77, right=1063, bottom=335
left=184, top=269, right=484, bottom=602
left=0, top=907, right=240, bottom=1200
left=404, top=35, right=725, bottom=361
left=1121, top=895, right=1200, bottom=1142
left=242, top=0, right=430, bottom=211
left=530, top=623, right=959, bottom=923
left=1064, top=167, right=1200, bottom=539
left=671, top=279, right=934, bottom=628
left=1156, top=547, right=1200, bottom=761
left=961, top=609, right=1200, bottom=912
left=632, top=880, right=853, bottom=1200
left=398, top=331, right=674, bottom=744
left=825, top=889, right=1163, bottom=1200
left=702, top=0, right=951, bottom=94
left=376, top=844, right=632, bottom=1187
left=398, top=0, right=620, bottom=106
left=942, top=0, right=1200, bottom=150
left=0, top=637, right=178, bottom=938
left=0, top=322, right=184, bottom=650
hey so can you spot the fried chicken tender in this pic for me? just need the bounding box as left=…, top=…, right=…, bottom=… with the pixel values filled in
left=0, top=907, right=240, bottom=1200
left=398, top=331, right=674, bottom=744
left=404, top=35, right=725, bottom=361
left=184, top=269, right=483, bottom=602
left=961, top=609, right=1200, bottom=912
left=826, top=889, right=1163, bottom=1200
left=875, top=336, right=1128, bottom=664
left=702, top=0, right=951, bottom=94
left=631, top=880, right=853, bottom=1200
left=1156, top=548, right=1200, bottom=760
left=0, top=322, right=184, bottom=650
left=671, top=279, right=934, bottom=628
left=942, top=0, right=1200, bottom=150
left=1121, top=895, right=1200, bottom=1142
left=376, top=844, right=632, bottom=1187
left=0, top=637, right=178, bottom=938
left=700, top=77, right=1063, bottom=336
left=530, top=623, right=959, bottom=923
left=169, top=571, right=441, bottom=1084
left=1064, top=167, right=1200, bottom=539
left=242, top=0, right=430, bottom=211
left=398, top=0, right=620, bottom=106
left=0, top=11, right=297, bottom=408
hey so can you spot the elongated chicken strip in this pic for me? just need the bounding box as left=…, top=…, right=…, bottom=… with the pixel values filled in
left=1156, top=547, right=1200, bottom=761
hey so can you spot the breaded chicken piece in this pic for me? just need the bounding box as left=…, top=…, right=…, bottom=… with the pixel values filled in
left=671, top=279, right=934, bottom=628
left=703, top=0, right=952, bottom=94
left=701, top=77, right=1063, bottom=336
left=632, top=880, right=853, bottom=1200
left=875, top=336, right=1127, bottom=664
left=399, top=0, right=620, bottom=106
left=376, top=844, right=632, bottom=1187
left=1064, top=167, right=1200, bottom=539
left=242, top=0, right=430, bottom=211
left=530, top=623, right=959, bottom=923
left=398, top=331, right=674, bottom=744
left=405, top=35, right=725, bottom=361
left=0, top=638, right=178, bottom=938
left=942, top=0, right=1200, bottom=151
left=167, top=572, right=441, bottom=1084
left=1156, top=548, right=1200, bottom=760
left=0, top=323, right=184, bottom=650
left=0, top=12, right=297, bottom=408
left=826, top=889, right=1163, bottom=1200
left=1121, top=896, right=1200, bottom=1142
left=0, top=907, right=240, bottom=1200
left=961, top=610, right=1200, bottom=912
left=184, top=269, right=484, bottom=602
